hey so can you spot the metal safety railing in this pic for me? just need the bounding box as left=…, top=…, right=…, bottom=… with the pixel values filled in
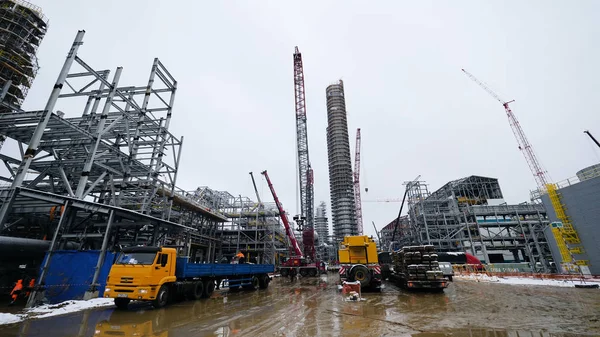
left=4, top=0, right=48, bottom=24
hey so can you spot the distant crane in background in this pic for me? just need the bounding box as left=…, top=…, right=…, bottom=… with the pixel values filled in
left=353, top=128, right=363, bottom=235
left=462, top=68, right=587, bottom=271
left=293, top=46, right=315, bottom=259
left=584, top=130, right=600, bottom=149
left=462, top=69, right=549, bottom=189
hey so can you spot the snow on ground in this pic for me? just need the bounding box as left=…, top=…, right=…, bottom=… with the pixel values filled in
left=0, top=298, right=114, bottom=326
left=0, top=313, right=24, bottom=326
left=27, top=298, right=114, bottom=319
left=455, top=274, right=600, bottom=288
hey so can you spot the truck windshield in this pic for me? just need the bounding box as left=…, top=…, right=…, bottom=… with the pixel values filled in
left=116, top=252, right=157, bottom=265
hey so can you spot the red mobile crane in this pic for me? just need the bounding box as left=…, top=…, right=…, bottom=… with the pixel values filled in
left=293, top=46, right=316, bottom=261
left=261, top=170, right=323, bottom=277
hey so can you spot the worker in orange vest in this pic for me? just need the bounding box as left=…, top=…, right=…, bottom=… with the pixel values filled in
left=26, top=278, right=35, bottom=297
left=9, top=279, right=23, bottom=306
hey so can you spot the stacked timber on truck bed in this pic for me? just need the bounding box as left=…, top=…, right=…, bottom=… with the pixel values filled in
left=391, top=245, right=449, bottom=291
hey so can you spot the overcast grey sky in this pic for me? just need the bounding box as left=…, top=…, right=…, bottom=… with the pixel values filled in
left=18, top=0, right=600, bottom=238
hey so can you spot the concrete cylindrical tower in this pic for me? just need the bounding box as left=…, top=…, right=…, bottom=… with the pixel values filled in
left=314, top=201, right=329, bottom=244
left=0, top=0, right=48, bottom=112
left=325, top=80, right=357, bottom=243
left=576, top=163, right=600, bottom=182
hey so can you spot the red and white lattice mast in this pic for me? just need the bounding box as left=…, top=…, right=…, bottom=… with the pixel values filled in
left=354, top=128, right=363, bottom=235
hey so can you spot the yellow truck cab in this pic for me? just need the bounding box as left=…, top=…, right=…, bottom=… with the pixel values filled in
left=105, top=246, right=274, bottom=309
left=105, top=246, right=177, bottom=309
left=338, top=235, right=382, bottom=290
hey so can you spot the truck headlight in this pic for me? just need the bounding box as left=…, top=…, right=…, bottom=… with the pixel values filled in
left=104, top=288, right=111, bottom=293
left=138, top=289, right=148, bottom=294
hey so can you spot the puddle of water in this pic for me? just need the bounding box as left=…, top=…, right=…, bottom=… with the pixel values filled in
left=0, top=274, right=597, bottom=337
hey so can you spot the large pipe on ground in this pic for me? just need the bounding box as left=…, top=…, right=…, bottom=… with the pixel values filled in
left=0, top=236, right=50, bottom=255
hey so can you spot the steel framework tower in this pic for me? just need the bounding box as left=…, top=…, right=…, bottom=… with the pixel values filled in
left=293, top=46, right=314, bottom=230
left=462, top=68, right=587, bottom=270
left=353, top=128, right=363, bottom=234
left=0, top=0, right=48, bottom=149
left=326, top=80, right=358, bottom=242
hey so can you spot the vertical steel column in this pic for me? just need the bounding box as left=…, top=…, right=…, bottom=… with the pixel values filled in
left=85, top=209, right=115, bottom=299
left=26, top=201, right=71, bottom=308
left=236, top=195, right=242, bottom=252
left=75, top=67, right=122, bottom=199
left=532, top=211, right=549, bottom=272
left=474, top=215, right=490, bottom=264
left=166, top=136, right=183, bottom=221
left=0, top=80, right=11, bottom=102
left=462, top=212, right=477, bottom=256
left=11, top=30, right=84, bottom=188
left=516, top=211, right=534, bottom=271
left=422, top=206, right=431, bottom=244
left=0, top=31, right=85, bottom=227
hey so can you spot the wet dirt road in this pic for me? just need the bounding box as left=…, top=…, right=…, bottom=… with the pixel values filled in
left=0, top=274, right=599, bottom=337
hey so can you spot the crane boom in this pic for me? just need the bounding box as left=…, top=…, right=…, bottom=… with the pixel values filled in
left=584, top=130, right=600, bottom=149
left=248, top=172, right=262, bottom=208
left=293, top=46, right=314, bottom=229
left=261, top=170, right=303, bottom=257
left=462, top=69, right=549, bottom=189
left=353, top=128, right=363, bottom=234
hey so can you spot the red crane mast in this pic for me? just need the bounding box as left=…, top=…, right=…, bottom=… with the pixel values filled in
left=461, top=69, right=549, bottom=189
left=261, top=170, right=303, bottom=257
left=353, top=128, right=363, bottom=234
left=293, top=46, right=314, bottom=229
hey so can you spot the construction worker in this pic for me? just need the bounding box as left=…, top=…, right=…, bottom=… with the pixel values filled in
left=9, top=279, right=23, bottom=306
left=236, top=252, right=246, bottom=264
left=26, top=278, right=35, bottom=297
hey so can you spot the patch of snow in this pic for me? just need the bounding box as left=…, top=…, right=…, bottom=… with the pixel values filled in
left=455, top=274, right=600, bottom=288
left=0, top=313, right=24, bottom=326
left=0, top=297, right=114, bottom=326
left=27, top=298, right=114, bottom=319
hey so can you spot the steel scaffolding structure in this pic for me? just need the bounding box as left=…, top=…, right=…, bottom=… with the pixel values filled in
left=190, top=186, right=287, bottom=264
left=325, top=80, right=357, bottom=242
left=0, top=0, right=48, bottom=149
left=0, top=31, right=239, bottom=304
left=0, top=0, right=47, bottom=111
left=402, top=176, right=553, bottom=272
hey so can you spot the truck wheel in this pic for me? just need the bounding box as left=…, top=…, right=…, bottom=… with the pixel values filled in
left=350, top=265, right=372, bottom=287
left=192, top=281, right=204, bottom=300
left=114, top=298, right=130, bottom=310
left=243, top=276, right=259, bottom=290
left=280, top=268, right=289, bottom=277
left=203, top=279, right=215, bottom=298
left=299, top=268, right=308, bottom=277
left=308, top=268, right=317, bottom=277
left=259, top=274, right=270, bottom=289
left=152, top=285, right=169, bottom=309
left=448, top=276, right=453, bottom=282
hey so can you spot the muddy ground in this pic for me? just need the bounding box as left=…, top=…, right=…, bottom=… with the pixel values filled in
left=0, top=273, right=598, bottom=337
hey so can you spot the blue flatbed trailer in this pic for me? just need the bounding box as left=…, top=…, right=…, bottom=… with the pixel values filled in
left=174, top=257, right=275, bottom=291
left=175, top=257, right=274, bottom=278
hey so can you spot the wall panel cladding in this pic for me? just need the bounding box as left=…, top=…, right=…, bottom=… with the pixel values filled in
left=542, top=175, right=600, bottom=275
